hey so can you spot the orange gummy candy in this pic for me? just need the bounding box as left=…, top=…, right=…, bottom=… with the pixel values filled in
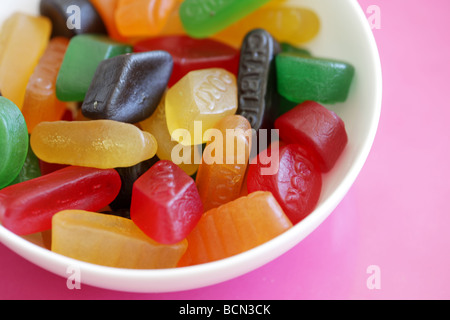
left=178, top=191, right=292, bottom=267
left=196, top=115, right=252, bottom=211
left=115, top=0, right=178, bottom=38
left=21, top=37, right=70, bottom=133
left=90, top=0, right=129, bottom=42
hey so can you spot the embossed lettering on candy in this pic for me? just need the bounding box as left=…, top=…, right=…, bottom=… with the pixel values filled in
left=166, top=68, right=238, bottom=146
left=237, top=29, right=281, bottom=131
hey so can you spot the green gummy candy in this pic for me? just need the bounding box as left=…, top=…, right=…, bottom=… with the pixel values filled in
left=179, top=0, right=271, bottom=38
left=276, top=52, right=355, bottom=104
left=8, top=136, right=41, bottom=187
left=0, top=97, right=29, bottom=189
left=56, top=35, right=132, bottom=102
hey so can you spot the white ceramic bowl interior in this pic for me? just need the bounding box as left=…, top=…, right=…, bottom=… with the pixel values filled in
left=0, top=0, right=382, bottom=292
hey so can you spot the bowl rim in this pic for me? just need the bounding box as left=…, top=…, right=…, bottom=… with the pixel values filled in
left=0, top=0, right=382, bottom=293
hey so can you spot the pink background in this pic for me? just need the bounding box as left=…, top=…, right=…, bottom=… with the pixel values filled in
left=1, top=0, right=450, bottom=299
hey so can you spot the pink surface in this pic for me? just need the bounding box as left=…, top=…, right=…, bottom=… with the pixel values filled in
left=1, top=0, right=450, bottom=299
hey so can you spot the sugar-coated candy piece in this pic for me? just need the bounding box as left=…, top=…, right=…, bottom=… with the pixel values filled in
left=179, top=0, right=271, bottom=38
left=237, top=29, right=281, bottom=131
left=274, top=101, right=348, bottom=172
left=196, top=115, right=252, bottom=211
left=52, top=210, right=187, bottom=269
left=21, top=37, right=70, bottom=134
left=134, top=35, right=240, bottom=87
left=213, top=4, right=320, bottom=48
left=0, top=166, right=121, bottom=235
left=109, top=157, right=158, bottom=211
left=165, top=68, right=238, bottom=146
left=0, top=13, right=51, bottom=109
left=115, top=0, right=178, bottom=38
left=81, top=51, right=173, bottom=124
left=30, top=120, right=158, bottom=169
left=56, top=35, right=132, bottom=102
left=276, top=52, right=355, bottom=104
left=0, top=97, right=29, bottom=189
left=130, top=160, right=203, bottom=245
left=247, top=144, right=322, bottom=224
left=178, top=191, right=292, bottom=266
left=8, top=138, right=41, bottom=187
left=40, top=0, right=107, bottom=38
left=139, top=93, right=200, bottom=176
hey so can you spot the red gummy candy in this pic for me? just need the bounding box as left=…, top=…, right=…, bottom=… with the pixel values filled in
left=247, top=144, right=322, bottom=224
left=274, top=101, right=348, bottom=173
left=0, top=166, right=121, bottom=235
left=133, top=35, right=240, bottom=87
left=130, top=160, right=203, bottom=244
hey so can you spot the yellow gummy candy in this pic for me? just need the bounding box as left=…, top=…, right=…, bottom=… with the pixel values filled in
left=52, top=210, right=187, bottom=269
left=165, top=68, right=238, bottom=146
left=212, top=3, right=320, bottom=48
left=140, top=93, right=200, bottom=176
left=0, top=13, right=51, bottom=109
left=30, top=120, right=157, bottom=169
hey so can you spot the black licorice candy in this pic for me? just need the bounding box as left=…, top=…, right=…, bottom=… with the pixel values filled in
left=237, top=28, right=281, bottom=131
left=81, top=51, right=173, bottom=124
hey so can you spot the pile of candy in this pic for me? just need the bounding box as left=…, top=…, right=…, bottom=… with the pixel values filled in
left=0, top=0, right=354, bottom=269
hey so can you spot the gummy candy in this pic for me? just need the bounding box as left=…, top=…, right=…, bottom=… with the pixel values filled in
left=165, top=68, right=238, bottom=146
left=274, top=101, right=348, bottom=172
left=276, top=52, right=355, bottom=104
left=52, top=210, right=187, bottom=269
left=179, top=0, right=271, bottom=38
left=139, top=93, right=200, bottom=176
left=134, top=35, right=240, bottom=87
left=196, top=115, right=252, bottom=211
left=247, top=144, right=322, bottom=224
left=0, top=166, right=121, bottom=235
left=0, top=97, right=29, bottom=189
left=115, top=0, right=178, bottom=38
left=30, top=120, right=158, bottom=169
left=130, top=160, right=204, bottom=244
left=212, top=3, right=320, bottom=48
left=21, top=37, right=70, bottom=134
left=178, top=191, right=292, bottom=266
left=90, top=0, right=128, bottom=42
left=0, top=13, right=51, bottom=109
left=7, top=138, right=41, bottom=187
left=56, top=34, right=132, bottom=102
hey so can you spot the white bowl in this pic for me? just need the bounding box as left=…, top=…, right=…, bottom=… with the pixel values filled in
left=0, top=0, right=382, bottom=292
